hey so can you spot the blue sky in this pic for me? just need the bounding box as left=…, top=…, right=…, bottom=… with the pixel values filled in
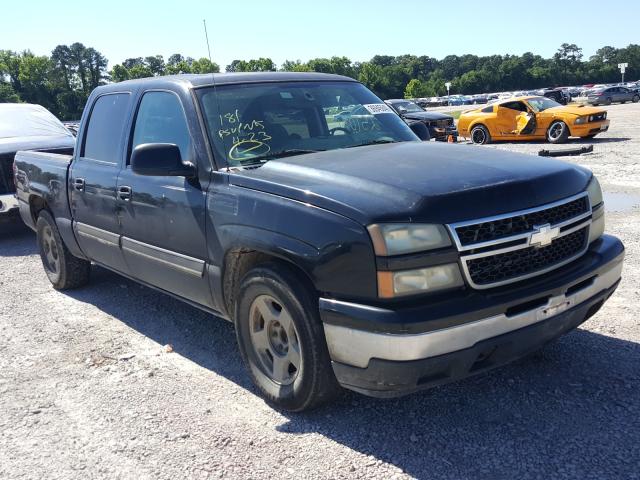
left=4, top=0, right=639, bottom=69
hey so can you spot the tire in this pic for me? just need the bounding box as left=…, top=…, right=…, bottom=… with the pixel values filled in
left=470, top=124, right=491, bottom=145
left=235, top=262, right=341, bottom=411
left=605, top=97, right=612, bottom=106
left=633, top=95, right=639, bottom=103
left=36, top=210, right=91, bottom=290
left=547, top=121, right=569, bottom=144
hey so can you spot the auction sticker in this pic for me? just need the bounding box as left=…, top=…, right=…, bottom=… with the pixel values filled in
left=363, top=103, right=394, bottom=114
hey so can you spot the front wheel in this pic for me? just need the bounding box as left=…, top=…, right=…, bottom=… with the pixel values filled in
left=235, top=263, right=341, bottom=411
left=36, top=210, right=91, bottom=290
left=632, top=95, right=639, bottom=103
left=547, top=121, right=569, bottom=144
left=470, top=124, right=491, bottom=145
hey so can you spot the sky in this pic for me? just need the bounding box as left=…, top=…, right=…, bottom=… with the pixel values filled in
left=3, top=0, right=639, bottom=70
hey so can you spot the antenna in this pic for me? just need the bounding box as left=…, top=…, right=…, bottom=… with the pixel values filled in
left=203, top=19, right=228, bottom=170
left=203, top=19, right=213, bottom=65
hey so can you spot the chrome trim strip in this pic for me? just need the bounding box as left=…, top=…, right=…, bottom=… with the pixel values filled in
left=461, top=219, right=590, bottom=261
left=323, top=260, right=622, bottom=369
left=75, top=222, right=120, bottom=247
left=459, top=236, right=589, bottom=290
left=447, top=192, right=591, bottom=251
left=121, top=237, right=205, bottom=277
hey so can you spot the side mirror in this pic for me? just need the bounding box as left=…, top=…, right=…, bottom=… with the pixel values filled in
left=131, top=143, right=196, bottom=177
left=409, top=122, right=431, bottom=141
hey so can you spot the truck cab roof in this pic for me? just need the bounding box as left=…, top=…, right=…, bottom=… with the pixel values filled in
left=96, top=72, right=358, bottom=93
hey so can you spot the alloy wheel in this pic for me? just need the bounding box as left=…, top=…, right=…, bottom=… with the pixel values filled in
left=549, top=122, right=565, bottom=141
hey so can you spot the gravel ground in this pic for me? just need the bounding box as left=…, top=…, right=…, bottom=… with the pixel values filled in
left=1, top=103, right=639, bottom=480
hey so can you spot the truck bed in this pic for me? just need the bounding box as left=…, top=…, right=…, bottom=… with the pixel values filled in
left=13, top=150, right=73, bottom=229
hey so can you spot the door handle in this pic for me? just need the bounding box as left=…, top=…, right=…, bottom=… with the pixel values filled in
left=118, top=186, right=132, bottom=201
left=73, top=178, right=85, bottom=191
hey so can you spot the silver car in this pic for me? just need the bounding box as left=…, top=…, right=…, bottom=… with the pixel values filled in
left=588, top=86, right=640, bottom=105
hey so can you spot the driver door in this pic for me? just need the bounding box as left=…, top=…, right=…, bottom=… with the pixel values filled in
left=495, top=103, right=522, bottom=136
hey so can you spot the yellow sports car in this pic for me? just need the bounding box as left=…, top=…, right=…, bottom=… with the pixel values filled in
left=458, top=96, right=610, bottom=145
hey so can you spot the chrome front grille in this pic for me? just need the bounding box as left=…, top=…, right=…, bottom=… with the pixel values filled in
left=448, top=193, right=592, bottom=289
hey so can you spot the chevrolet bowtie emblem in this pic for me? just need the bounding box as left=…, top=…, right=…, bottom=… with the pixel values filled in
left=529, top=223, right=560, bottom=248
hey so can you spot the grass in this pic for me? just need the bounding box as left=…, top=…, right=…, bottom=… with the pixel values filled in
left=445, top=110, right=463, bottom=119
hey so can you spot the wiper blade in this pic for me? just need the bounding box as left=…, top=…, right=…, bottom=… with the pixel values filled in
left=239, top=149, right=320, bottom=165
left=346, top=139, right=399, bottom=148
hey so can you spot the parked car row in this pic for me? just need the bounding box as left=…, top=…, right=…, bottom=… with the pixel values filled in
left=587, top=85, right=639, bottom=106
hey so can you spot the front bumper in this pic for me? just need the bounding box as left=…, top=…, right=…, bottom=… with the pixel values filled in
left=429, top=125, right=458, bottom=140
left=320, top=235, right=624, bottom=397
left=571, top=119, right=609, bottom=137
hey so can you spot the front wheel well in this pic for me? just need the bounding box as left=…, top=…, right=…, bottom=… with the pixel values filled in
left=222, top=248, right=315, bottom=321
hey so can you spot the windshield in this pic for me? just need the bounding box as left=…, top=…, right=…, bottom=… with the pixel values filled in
left=391, top=101, right=424, bottom=113
left=0, top=104, right=72, bottom=139
left=196, top=81, right=417, bottom=167
left=527, top=96, right=562, bottom=112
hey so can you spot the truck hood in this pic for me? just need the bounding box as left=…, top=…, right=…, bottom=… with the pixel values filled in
left=0, top=135, right=75, bottom=156
left=230, top=142, right=592, bottom=225
left=401, top=111, right=452, bottom=121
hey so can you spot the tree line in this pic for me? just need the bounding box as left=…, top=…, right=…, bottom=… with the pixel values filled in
left=1, top=42, right=638, bottom=120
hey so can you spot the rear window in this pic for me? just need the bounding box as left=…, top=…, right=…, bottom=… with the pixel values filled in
left=82, top=93, right=131, bottom=164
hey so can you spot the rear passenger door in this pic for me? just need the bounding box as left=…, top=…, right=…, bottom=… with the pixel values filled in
left=70, top=92, right=131, bottom=273
left=116, top=90, right=212, bottom=307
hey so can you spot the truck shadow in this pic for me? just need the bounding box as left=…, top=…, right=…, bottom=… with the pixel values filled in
left=60, top=264, right=640, bottom=479
left=0, top=220, right=36, bottom=257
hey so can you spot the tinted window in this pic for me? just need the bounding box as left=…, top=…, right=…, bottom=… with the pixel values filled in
left=131, top=91, right=191, bottom=162
left=83, top=93, right=130, bottom=163
left=501, top=101, right=528, bottom=112
left=481, top=105, right=494, bottom=113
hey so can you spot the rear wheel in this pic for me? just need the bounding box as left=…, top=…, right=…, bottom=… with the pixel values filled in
left=633, top=95, right=639, bottom=103
left=547, top=121, right=569, bottom=144
left=36, top=210, right=90, bottom=290
left=235, top=263, right=341, bottom=411
left=470, top=124, right=491, bottom=145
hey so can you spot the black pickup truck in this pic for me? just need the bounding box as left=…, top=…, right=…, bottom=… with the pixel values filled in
left=14, top=73, right=624, bottom=411
left=385, top=99, right=458, bottom=141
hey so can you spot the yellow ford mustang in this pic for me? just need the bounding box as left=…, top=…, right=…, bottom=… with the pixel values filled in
left=458, top=96, right=610, bottom=145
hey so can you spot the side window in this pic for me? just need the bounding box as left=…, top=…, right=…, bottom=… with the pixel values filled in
left=501, top=102, right=527, bottom=112
left=131, top=91, right=191, bottom=162
left=82, top=93, right=131, bottom=163
left=481, top=105, right=494, bottom=113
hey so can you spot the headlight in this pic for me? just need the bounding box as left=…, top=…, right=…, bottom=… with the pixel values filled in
left=367, top=223, right=451, bottom=256
left=377, top=264, right=464, bottom=298
left=586, top=176, right=603, bottom=207
left=574, top=116, right=587, bottom=125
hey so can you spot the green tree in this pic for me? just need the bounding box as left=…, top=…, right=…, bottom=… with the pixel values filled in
left=404, top=79, right=429, bottom=98
left=358, top=62, right=384, bottom=95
